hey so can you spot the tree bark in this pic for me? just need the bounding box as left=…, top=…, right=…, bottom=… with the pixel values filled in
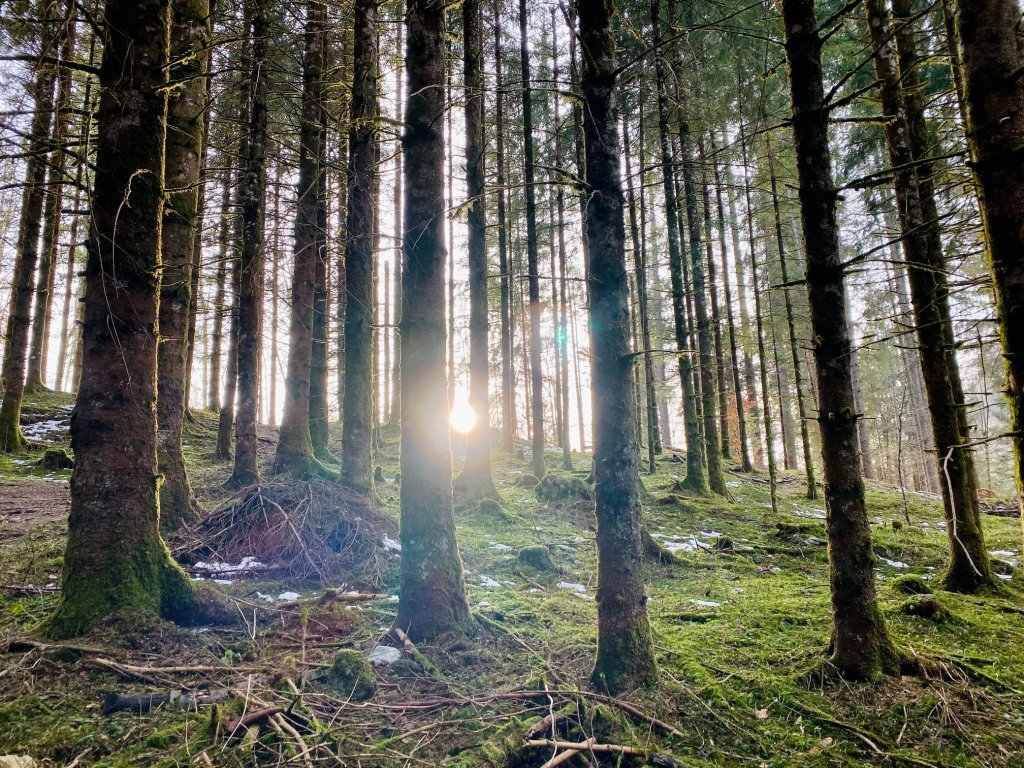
left=518, top=0, right=546, bottom=479
left=275, top=0, right=327, bottom=477
left=494, top=13, right=514, bottom=452
left=340, top=0, right=379, bottom=494
left=46, top=0, right=201, bottom=637
left=0, top=29, right=57, bottom=451
left=951, top=0, right=1024, bottom=529
left=157, top=0, right=210, bottom=530
left=867, top=0, right=995, bottom=590
left=395, top=0, right=470, bottom=641
left=453, top=0, right=496, bottom=498
left=227, top=0, right=270, bottom=489
left=782, top=0, right=899, bottom=679
left=578, top=0, right=657, bottom=695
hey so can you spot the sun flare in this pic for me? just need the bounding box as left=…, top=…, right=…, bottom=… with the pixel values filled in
left=449, top=400, right=478, bottom=434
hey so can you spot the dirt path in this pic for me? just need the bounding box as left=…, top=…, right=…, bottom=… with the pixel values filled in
left=0, top=478, right=69, bottom=544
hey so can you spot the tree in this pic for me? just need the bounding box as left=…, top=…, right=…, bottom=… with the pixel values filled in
left=453, top=0, right=496, bottom=499
left=865, top=0, right=996, bottom=591
left=781, top=0, right=899, bottom=679
left=394, top=0, right=470, bottom=641
left=518, top=0, right=545, bottom=480
left=0, top=8, right=57, bottom=452
left=46, top=0, right=203, bottom=637
left=275, top=0, right=328, bottom=478
left=339, top=0, right=379, bottom=494
left=227, top=0, right=270, bottom=489
left=951, top=0, right=1024, bottom=525
left=579, top=0, right=657, bottom=694
left=157, top=0, right=210, bottom=531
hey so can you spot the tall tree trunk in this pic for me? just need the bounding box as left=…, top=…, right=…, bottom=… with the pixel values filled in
left=651, top=0, right=705, bottom=492
left=950, top=0, right=1024, bottom=530
left=157, top=0, right=210, bottom=530
left=386, top=11, right=403, bottom=431
left=227, top=0, right=269, bottom=489
left=0, top=30, right=57, bottom=451
left=494, top=12, right=514, bottom=452
left=208, top=175, right=230, bottom=412
left=767, top=145, right=817, bottom=498
left=579, top=0, right=657, bottom=695
left=518, top=0, right=545, bottom=479
left=622, top=107, right=658, bottom=475
left=27, top=1, right=76, bottom=393
left=46, top=0, right=202, bottom=637
left=395, top=0, right=470, bottom=640
left=782, top=0, right=899, bottom=679
left=275, top=0, right=327, bottom=477
left=552, top=18, right=572, bottom=469
left=698, top=140, right=731, bottom=462
left=454, top=0, right=496, bottom=498
left=309, top=109, right=331, bottom=460
left=340, top=0, right=379, bottom=494
left=739, top=121, right=778, bottom=511
left=866, top=0, right=996, bottom=590
left=713, top=144, right=752, bottom=471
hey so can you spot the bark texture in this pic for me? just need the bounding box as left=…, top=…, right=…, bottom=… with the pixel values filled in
left=157, top=0, right=210, bottom=531
left=339, top=0, right=379, bottom=494
left=47, top=0, right=200, bottom=637
left=782, top=0, right=899, bottom=680
left=394, top=0, right=470, bottom=641
left=579, top=0, right=657, bottom=694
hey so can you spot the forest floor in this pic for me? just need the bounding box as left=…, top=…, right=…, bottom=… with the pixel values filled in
left=1, top=391, right=1024, bottom=767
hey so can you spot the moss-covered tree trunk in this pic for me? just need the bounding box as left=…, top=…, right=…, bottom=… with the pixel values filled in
left=340, top=0, right=379, bottom=494
left=310, top=157, right=331, bottom=460
left=650, top=0, right=706, bottom=493
left=395, top=0, right=470, bottom=642
left=275, top=0, right=327, bottom=478
left=866, top=0, right=996, bottom=591
left=157, top=0, right=210, bottom=531
left=46, top=0, right=201, bottom=638
left=578, top=0, right=657, bottom=694
left=454, top=0, right=496, bottom=499
left=227, top=0, right=269, bottom=489
left=0, top=36, right=56, bottom=452
left=207, top=179, right=229, bottom=412
left=782, top=0, right=899, bottom=680
left=952, top=0, right=1024, bottom=528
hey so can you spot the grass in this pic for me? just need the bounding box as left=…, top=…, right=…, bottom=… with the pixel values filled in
left=0, top=392, right=1023, bottom=766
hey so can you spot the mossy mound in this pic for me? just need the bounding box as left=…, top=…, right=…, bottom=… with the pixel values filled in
left=477, top=498, right=520, bottom=523
left=172, top=480, right=397, bottom=585
left=321, top=649, right=376, bottom=700
left=534, top=474, right=591, bottom=502
left=901, top=595, right=953, bottom=623
left=890, top=574, right=933, bottom=595
left=517, top=545, right=555, bottom=572
left=37, top=447, right=73, bottom=470
left=514, top=474, right=540, bottom=489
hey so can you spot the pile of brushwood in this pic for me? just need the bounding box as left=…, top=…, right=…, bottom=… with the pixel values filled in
left=173, top=480, right=397, bottom=586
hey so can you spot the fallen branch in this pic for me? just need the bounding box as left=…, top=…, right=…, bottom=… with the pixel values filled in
left=392, top=627, right=441, bottom=677
left=101, top=688, right=233, bottom=715
left=87, top=657, right=259, bottom=681
left=224, top=706, right=285, bottom=735
left=526, top=737, right=645, bottom=759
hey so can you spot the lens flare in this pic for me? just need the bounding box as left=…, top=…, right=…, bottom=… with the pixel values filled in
left=449, top=400, right=478, bottom=434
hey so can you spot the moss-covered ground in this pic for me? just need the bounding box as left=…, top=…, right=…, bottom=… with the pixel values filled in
left=1, top=391, right=1023, bottom=766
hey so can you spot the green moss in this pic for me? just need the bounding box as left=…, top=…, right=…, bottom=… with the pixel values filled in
left=37, top=447, right=73, bottom=470
left=322, top=649, right=376, bottom=700
left=890, top=574, right=933, bottom=595
left=517, top=545, right=555, bottom=571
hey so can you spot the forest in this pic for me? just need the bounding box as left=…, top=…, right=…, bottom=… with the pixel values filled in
left=0, top=0, right=1023, bottom=765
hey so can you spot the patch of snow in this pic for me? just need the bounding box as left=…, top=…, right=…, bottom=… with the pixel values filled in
left=877, top=556, right=909, bottom=569
left=990, top=549, right=1018, bottom=560
left=369, top=645, right=402, bottom=666
left=255, top=592, right=275, bottom=603
left=386, top=595, right=399, bottom=603
left=382, top=536, right=402, bottom=552
left=998, top=574, right=1013, bottom=581
left=277, top=591, right=300, bottom=601
left=527, top=588, right=541, bottom=593
left=726, top=481, right=741, bottom=488
left=213, top=579, right=234, bottom=585
left=22, top=419, right=68, bottom=441
left=193, top=556, right=263, bottom=573
left=478, top=576, right=501, bottom=588
left=556, top=581, right=587, bottom=592
left=794, top=509, right=826, bottom=520
left=692, top=600, right=721, bottom=608
left=490, top=543, right=513, bottom=552
left=477, top=601, right=490, bottom=607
